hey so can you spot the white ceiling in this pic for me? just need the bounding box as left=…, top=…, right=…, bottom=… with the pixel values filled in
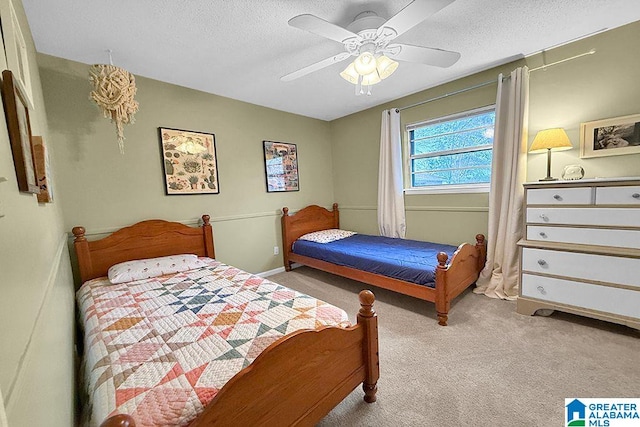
left=22, top=0, right=640, bottom=121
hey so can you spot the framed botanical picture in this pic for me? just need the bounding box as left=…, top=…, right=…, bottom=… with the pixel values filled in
left=580, top=113, right=640, bottom=158
left=263, top=141, right=299, bottom=192
left=2, top=69, right=39, bottom=193
left=158, top=127, right=219, bottom=195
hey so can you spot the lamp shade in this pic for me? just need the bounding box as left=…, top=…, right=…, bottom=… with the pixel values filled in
left=529, top=128, right=573, bottom=153
left=376, top=55, right=399, bottom=80
left=361, top=71, right=381, bottom=86
left=353, top=52, right=377, bottom=75
left=340, top=62, right=359, bottom=84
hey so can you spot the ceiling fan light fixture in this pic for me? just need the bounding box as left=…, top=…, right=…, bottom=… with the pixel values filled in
left=361, top=71, right=381, bottom=86
left=376, top=55, right=399, bottom=79
left=353, top=51, right=377, bottom=75
left=340, top=62, right=360, bottom=84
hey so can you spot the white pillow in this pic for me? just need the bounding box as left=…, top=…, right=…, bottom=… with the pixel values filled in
left=108, top=254, right=206, bottom=284
left=298, top=229, right=356, bottom=244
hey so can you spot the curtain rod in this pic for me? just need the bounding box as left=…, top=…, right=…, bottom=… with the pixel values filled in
left=398, top=49, right=596, bottom=112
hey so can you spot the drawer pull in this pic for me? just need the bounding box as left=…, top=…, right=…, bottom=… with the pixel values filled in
left=539, top=232, right=547, bottom=238
left=536, top=286, right=547, bottom=295
left=633, top=193, right=640, bottom=199
left=537, top=259, right=547, bottom=267
left=553, top=194, right=562, bottom=201
left=539, top=214, right=549, bottom=222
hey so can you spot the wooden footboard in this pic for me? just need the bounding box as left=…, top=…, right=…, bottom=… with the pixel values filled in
left=282, top=204, right=487, bottom=326
left=100, top=290, right=379, bottom=427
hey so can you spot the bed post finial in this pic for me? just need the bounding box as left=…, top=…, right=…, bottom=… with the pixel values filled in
left=283, top=207, right=289, bottom=216
left=100, top=414, right=136, bottom=427
left=435, top=252, right=449, bottom=326
left=72, top=226, right=86, bottom=241
left=475, top=234, right=487, bottom=273
left=357, top=290, right=379, bottom=404
left=437, top=252, right=448, bottom=267
left=201, top=215, right=215, bottom=259
left=332, top=203, right=338, bottom=211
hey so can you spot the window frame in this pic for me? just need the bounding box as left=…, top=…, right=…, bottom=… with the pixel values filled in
left=404, top=105, right=496, bottom=195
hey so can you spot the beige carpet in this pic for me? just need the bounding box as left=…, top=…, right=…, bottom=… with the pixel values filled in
left=268, top=266, right=640, bottom=427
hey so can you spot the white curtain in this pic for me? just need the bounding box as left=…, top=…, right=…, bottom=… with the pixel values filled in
left=474, top=67, right=529, bottom=300
left=378, top=108, right=406, bottom=238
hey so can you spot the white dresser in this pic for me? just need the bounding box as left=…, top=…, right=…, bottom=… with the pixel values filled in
left=517, top=177, right=640, bottom=330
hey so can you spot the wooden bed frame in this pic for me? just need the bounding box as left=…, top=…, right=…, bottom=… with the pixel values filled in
left=72, top=215, right=379, bottom=427
left=281, top=204, right=487, bottom=326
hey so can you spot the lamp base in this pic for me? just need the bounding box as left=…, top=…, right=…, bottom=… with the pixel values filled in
left=539, top=177, right=558, bottom=181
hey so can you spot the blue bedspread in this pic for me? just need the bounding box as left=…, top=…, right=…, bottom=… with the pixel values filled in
left=292, top=234, right=459, bottom=287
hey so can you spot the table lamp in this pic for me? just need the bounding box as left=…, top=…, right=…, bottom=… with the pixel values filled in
left=529, top=128, right=573, bottom=181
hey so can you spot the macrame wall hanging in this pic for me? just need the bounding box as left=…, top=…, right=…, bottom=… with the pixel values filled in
left=89, top=51, right=139, bottom=154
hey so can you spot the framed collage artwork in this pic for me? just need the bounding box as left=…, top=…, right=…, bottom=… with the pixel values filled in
left=263, top=141, right=299, bottom=192
left=159, top=127, right=219, bottom=195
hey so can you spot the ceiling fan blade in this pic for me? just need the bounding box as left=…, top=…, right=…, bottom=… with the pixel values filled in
left=288, top=14, right=358, bottom=43
left=389, top=43, right=460, bottom=68
left=380, top=0, right=454, bottom=38
left=281, top=52, right=351, bottom=82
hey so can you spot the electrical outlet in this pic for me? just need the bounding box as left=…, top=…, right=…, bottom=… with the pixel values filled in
left=273, top=246, right=279, bottom=255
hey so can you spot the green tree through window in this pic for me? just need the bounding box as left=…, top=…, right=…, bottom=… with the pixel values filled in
left=408, top=107, right=495, bottom=189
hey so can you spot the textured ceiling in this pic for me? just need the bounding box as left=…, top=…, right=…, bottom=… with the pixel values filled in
left=22, top=0, right=640, bottom=121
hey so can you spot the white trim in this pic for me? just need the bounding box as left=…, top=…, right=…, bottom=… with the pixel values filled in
left=404, top=183, right=490, bottom=195
left=0, top=386, right=8, bottom=427
left=406, top=104, right=496, bottom=131
left=256, top=266, right=286, bottom=277
left=5, top=232, right=67, bottom=408
left=338, top=205, right=489, bottom=213
left=72, top=206, right=337, bottom=237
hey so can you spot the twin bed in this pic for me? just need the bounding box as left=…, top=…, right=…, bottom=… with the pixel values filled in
left=282, top=204, right=486, bottom=326
left=74, top=205, right=484, bottom=426
left=73, top=215, right=379, bottom=427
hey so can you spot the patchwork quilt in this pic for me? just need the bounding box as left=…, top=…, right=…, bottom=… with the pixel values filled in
left=77, top=258, right=349, bottom=427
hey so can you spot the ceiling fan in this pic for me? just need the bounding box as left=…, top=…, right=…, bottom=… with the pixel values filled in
left=281, top=0, right=461, bottom=94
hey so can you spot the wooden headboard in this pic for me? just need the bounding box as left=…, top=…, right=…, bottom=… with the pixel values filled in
left=281, top=204, right=339, bottom=269
left=72, top=215, right=214, bottom=283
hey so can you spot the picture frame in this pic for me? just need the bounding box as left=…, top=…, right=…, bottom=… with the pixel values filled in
left=580, top=113, right=640, bottom=158
left=32, top=136, right=53, bottom=203
left=0, top=0, right=34, bottom=108
left=263, top=141, right=299, bottom=192
left=158, top=127, right=219, bottom=195
left=1, top=69, right=39, bottom=193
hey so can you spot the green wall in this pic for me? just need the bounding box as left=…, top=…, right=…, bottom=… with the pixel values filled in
left=330, top=20, right=640, bottom=245
left=526, top=21, right=640, bottom=181
left=0, top=0, right=74, bottom=425
left=38, top=54, right=335, bottom=276
left=3, top=11, right=638, bottom=427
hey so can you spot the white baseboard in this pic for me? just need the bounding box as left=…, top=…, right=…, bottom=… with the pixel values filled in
left=256, top=263, right=304, bottom=277
left=257, top=266, right=286, bottom=277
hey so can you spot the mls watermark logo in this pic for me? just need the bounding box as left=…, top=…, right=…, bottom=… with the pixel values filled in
left=566, top=398, right=640, bottom=427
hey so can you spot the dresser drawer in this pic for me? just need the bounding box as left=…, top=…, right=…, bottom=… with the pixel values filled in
left=595, top=185, right=640, bottom=205
left=521, top=247, right=640, bottom=288
left=527, top=225, right=640, bottom=249
left=526, top=187, right=592, bottom=205
left=521, top=274, right=640, bottom=319
left=527, top=207, right=640, bottom=227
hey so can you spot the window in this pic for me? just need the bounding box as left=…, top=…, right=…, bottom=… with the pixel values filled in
left=406, top=106, right=495, bottom=193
